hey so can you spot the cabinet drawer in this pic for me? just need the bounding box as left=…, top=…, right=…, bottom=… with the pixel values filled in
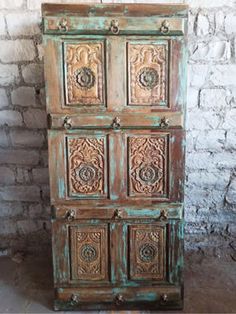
left=52, top=219, right=183, bottom=286
left=53, top=204, right=183, bottom=220
left=54, top=285, right=182, bottom=310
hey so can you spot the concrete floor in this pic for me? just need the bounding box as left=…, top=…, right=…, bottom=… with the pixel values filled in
left=0, top=252, right=235, bottom=313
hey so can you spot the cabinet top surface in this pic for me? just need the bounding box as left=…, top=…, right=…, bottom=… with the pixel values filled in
left=42, top=3, right=188, bottom=18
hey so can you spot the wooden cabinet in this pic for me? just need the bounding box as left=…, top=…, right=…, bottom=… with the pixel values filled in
left=42, top=3, right=188, bottom=310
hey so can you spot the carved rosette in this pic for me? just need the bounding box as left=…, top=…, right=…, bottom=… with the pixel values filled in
left=128, top=42, right=168, bottom=106
left=129, top=225, right=165, bottom=280
left=65, top=41, right=105, bottom=105
left=67, top=136, right=107, bottom=197
left=128, top=135, right=168, bottom=197
left=70, top=226, right=108, bottom=281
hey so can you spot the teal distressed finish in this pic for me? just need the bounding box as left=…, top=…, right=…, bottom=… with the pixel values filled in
left=43, top=3, right=188, bottom=311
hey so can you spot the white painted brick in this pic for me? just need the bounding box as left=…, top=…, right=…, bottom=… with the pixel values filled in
left=0, top=88, right=8, bottom=108
left=10, top=130, right=45, bottom=147
left=213, top=152, right=236, bottom=170
left=28, top=203, right=43, bottom=219
left=210, top=65, right=236, bottom=86
left=186, top=109, right=222, bottom=130
left=41, top=150, right=48, bottom=167
left=188, top=64, right=208, bottom=87
left=37, top=43, right=44, bottom=61
left=226, top=131, right=236, bottom=150
left=0, top=219, right=16, bottom=235
left=41, top=185, right=50, bottom=201
left=0, top=130, right=8, bottom=147
left=196, top=13, right=210, bottom=36
left=187, top=170, right=231, bottom=190
left=186, top=152, right=212, bottom=170
left=187, top=0, right=236, bottom=7
left=0, top=149, right=39, bottom=165
left=15, top=168, right=30, bottom=184
left=11, top=86, right=35, bottom=107
left=0, top=0, right=24, bottom=9
left=32, top=168, right=49, bottom=184
left=225, top=177, right=236, bottom=205
left=0, top=64, right=19, bottom=86
left=6, top=11, right=40, bottom=36
left=195, top=130, right=225, bottom=151
left=0, top=40, right=36, bottom=63
left=0, top=202, right=23, bottom=217
left=0, top=166, right=15, bottom=185
left=0, top=13, right=6, bottom=36
left=0, top=110, right=22, bottom=127
left=222, top=108, right=236, bottom=129
left=22, top=63, right=44, bottom=84
left=185, top=187, right=225, bottom=207
left=225, top=13, right=236, bottom=34
left=0, top=185, right=40, bottom=201
left=199, top=88, right=229, bottom=110
left=17, top=220, right=39, bottom=234
left=190, top=40, right=231, bottom=62
left=187, top=87, right=199, bottom=110
left=23, top=108, right=47, bottom=129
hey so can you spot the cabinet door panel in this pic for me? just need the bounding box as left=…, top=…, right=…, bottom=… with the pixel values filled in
left=64, top=40, right=105, bottom=106
left=118, top=220, right=183, bottom=285
left=52, top=221, right=110, bottom=285
left=123, top=129, right=185, bottom=202
left=127, top=40, right=168, bottom=107
left=129, top=223, right=165, bottom=281
left=48, top=130, right=111, bottom=202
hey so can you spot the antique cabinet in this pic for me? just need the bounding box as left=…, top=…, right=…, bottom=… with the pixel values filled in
left=42, top=3, right=188, bottom=311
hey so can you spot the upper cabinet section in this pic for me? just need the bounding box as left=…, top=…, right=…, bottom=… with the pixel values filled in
left=43, top=4, right=188, bottom=118
left=42, top=3, right=188, bottom=36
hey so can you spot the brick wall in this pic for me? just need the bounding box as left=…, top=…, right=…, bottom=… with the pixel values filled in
left=0, top=0, right=235, bottom=257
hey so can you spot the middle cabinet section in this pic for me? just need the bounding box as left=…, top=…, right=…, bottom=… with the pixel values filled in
left=48, top=129, right=184, bottom=205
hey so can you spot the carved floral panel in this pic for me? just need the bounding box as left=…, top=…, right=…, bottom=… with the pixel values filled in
left=64, top=41, right=105, bottom=105
left=127, top=42, right=168, bottom=106
left=70, top=225, right=108, bottom=281
left=128, top=135, right=168, bottom=198
left=129, top=224, right=165, bottom=280
left=66, top=135, right=107, bottom=198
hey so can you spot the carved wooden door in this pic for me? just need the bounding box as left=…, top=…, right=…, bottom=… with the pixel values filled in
left=43, top=3, right=188, bottom=311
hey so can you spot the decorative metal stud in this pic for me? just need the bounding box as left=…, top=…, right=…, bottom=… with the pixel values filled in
left=70, top=294, right=79, bottom=305
left=160, top=20, right=170, bottom=34
left=110, top=20, right=119, bottom=34
left=160, top=117, right=169, bottom=128
left=157, top=209, right=168, bottom=221
left=111, top=117, right=121, bottom=129
left=67, top=209, right=75, bottom=222
left=115, top=293, right=125, bottom=305
left=63, top=116, right=72, bottom=129
left=161, top=293, right=168, bottom=302
left=114, top=208, right=122, bottom=219
left=58, top=18, right=68, bottom=32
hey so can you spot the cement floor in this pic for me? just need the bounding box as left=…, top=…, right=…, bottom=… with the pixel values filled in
left=0, top=252, right=235, bottom=313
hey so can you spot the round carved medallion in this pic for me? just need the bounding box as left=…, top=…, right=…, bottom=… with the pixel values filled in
left=80, top=244, right=98, bottom=263
left=137, top=67, right=159, bottom=90
left=139, top=243, right=157, bottom=262
left=74, top=67, right=95, bottom=90
left=75, top=164, right=96, bottom=183
left=139, top=165, right=159, bottom=184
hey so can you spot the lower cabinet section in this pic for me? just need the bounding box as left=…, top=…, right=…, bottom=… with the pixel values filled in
left=52, top=217, right=183, bottom=309
left=54, top=285, right=183, bottom=310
